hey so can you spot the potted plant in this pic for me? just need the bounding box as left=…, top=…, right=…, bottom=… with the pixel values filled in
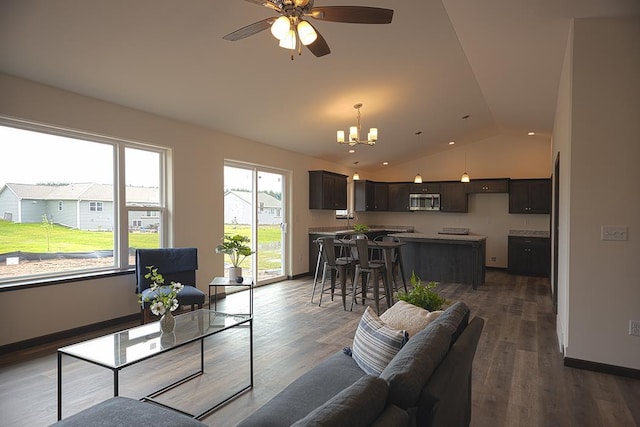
left=215, top=234, right=254, bottom=282
left=395, top=271, right=448, bottom=311
left=353, top=224, right=369, bottom=234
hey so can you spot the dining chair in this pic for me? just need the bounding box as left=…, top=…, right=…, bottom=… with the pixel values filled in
left=351, top=237, right=389, bottom=315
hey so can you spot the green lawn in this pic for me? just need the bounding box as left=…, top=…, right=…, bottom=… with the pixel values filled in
left=0, top=220, right=158, bottom=253
left=0, top=220, right=282, bottom=270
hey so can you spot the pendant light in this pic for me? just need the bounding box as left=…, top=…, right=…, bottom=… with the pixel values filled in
left=461, top=152, right=470, bottom=183
left=353, top=172, right=360, bottom=181
left=414, top=132, right=423, bottom=183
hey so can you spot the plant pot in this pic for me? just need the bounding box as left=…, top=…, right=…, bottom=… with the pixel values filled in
left=229, top=267, right=242, bottom=282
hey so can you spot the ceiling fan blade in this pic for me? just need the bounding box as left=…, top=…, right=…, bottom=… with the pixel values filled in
left=223, top=17, right=276, bottom=41
left=305, top=25, right=330, bottom=57
left=309, top=6, right=393, bottom=24
left=242, top=0, right=281, bottom=12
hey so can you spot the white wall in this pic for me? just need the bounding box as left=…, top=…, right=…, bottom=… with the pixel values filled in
left=0, top=73, right=351, bottom=345
left=554, top=17, right=640, bottom=370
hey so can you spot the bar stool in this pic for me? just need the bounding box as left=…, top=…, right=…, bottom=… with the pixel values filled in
left=351, top=237, right=388, bottom=315
left=310, top=237, right=327, bottom=303
left=318, top=237, right=354, bottom=310
left=373, top=235, right=408, bottom=293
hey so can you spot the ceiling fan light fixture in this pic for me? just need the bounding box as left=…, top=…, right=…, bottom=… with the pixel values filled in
left=297, top=20, right=317, bottom=45
left=279, top=29, right=297, bottom=50
left=271, top=16, right=291, bottom=40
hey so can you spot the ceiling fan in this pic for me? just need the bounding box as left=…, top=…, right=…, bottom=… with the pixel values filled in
left=223, top=0, right=393, bottom=59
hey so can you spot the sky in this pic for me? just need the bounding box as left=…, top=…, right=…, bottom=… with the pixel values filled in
left=0, top=125, right=159, bottom=188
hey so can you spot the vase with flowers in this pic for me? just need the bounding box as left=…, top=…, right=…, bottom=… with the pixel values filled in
left=215, top=234, right=254, bottom=283
left=137, top=265, right=184, bottom=333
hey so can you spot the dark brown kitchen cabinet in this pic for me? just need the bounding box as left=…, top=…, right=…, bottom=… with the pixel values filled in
left=410, top=182, right=441, bottom=194
left=509, top=178, right=551, bottom=214
left=388, top=182, right=411, bottom=211
left=308, top=170, right=347, bottom=210
left=508, top=236, right=551, bottom=276
left=440, top=181, right=468, bottom=212
left=355, top=180, right=388, bottom=211
left=467, top=178, right=509, bottom=193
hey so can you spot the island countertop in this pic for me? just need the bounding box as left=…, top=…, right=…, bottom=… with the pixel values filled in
left=390, top=232, right=487, bottom=242
left=309, top=225, right=414, bottom=236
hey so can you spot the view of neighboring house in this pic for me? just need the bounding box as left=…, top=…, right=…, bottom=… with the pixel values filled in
left=224, top=190, right=282, bottom=225
left=0, top=183, right=159, bottom=231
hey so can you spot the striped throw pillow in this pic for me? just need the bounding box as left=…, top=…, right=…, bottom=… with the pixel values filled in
left=351, top=307, right=409, bottom=376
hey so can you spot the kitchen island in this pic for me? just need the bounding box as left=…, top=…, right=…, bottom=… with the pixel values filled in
left=389, top=233, right=487, bottom=289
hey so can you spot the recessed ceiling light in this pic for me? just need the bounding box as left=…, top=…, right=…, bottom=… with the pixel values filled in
left=348, top=149, right=355, bottom=153
left=527, top=132, right=535, bottom=136
left=461, top=114, right=470, bottom=120
left=448, top=141, right=455, bottom=145
left=382, top=161, right=389, bottom=166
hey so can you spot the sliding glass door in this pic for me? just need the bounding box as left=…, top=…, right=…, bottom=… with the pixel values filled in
left=223, top=163, right=287, bottom=285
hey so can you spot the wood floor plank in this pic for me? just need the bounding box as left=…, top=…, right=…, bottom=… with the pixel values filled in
left=0, top=270, right=638, bottom=427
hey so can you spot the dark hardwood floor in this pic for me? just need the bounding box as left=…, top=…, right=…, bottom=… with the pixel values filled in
left=1, top=270, right=638, bottom=426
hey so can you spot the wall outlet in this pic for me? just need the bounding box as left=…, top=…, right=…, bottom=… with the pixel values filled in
left=630, top=320, right=640, bottom=337
left=491, top=256, right=497, bottom=262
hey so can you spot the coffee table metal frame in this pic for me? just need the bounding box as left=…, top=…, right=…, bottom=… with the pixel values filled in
left=57, top=309, right=253, bottom=421
left=209, top=276, right=253, bottom=316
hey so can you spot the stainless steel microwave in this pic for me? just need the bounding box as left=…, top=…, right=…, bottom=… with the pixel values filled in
left=409, top=193, right=441, bottom=211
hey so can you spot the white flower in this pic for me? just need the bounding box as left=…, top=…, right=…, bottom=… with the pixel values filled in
left=151, top=300, right=166, bottom=316
left=172, top=282, right=184, bottom=293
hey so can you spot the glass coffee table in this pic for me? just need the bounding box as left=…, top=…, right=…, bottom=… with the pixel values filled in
left=57, top=309, right=252, bottom=421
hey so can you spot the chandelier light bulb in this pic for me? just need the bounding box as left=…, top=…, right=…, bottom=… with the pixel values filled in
left=337, top=130, right=345, bottom=143
left=271, top=16, right=290, bottom=40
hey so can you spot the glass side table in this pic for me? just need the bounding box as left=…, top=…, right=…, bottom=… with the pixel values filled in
left=209, top=276, right=254, bottom=316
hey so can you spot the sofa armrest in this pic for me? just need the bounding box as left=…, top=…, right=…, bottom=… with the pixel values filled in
left=417, top=316, right=484, bottom=427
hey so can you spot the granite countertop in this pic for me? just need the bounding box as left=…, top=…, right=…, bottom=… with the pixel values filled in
left=390, top=232, right=488, bottom=242
left=308, top=225, right=414, bottom=236
left=509, top=229, right=550, bottom=238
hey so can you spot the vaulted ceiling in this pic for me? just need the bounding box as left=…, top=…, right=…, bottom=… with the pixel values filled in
left=1, top=0, right=638, bottom=171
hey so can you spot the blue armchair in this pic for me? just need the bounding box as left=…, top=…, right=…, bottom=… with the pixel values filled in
left=136, top=247, right=206, bottom=324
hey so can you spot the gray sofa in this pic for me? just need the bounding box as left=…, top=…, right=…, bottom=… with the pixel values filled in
left=238, top=301, right=484, bottom=427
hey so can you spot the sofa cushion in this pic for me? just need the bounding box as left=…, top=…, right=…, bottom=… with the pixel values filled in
left=380, top=300, right=443, bottom=337
left=379, top=323, right=452, bottom=409
left=351, top=307, right=409, bottom=376
left=237, top=351, right=366, bottom=427
left=428, top=301, right=470, bottom=343
left=51, top=396, right=206, bottom=427
left=290, top=375, right=388, bottom=427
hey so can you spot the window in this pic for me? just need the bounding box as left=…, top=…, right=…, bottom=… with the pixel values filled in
left=89, top=201, right=104, bottom=212
left=0, top=118, right=168, bottom=284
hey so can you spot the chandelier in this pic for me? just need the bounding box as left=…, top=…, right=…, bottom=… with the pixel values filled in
left=337, top=103, right=378, bottom=146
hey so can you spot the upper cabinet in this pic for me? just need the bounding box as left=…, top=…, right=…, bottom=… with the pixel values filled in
left=308, top=170, right=348, bottom=210
left=509, top=179, right=551, bottom=214
left=440, top=181, right=468, bottom=212
left=410, top=182, right=441, bottom=194
left=388, top=182, right=411, bottom=212
left=466, top=178, right=509, bottom=194
left=355, top=180, right=388, bottom=211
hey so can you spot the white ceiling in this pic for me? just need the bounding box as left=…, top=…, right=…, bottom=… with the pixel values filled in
left=1, top=0, right=638, bottom=171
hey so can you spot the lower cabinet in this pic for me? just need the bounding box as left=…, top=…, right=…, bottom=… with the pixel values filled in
left=508, top=236, right=551, bottom=277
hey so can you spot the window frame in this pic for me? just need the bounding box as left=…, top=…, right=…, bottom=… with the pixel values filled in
left=0, top=116, right=171, bottom=286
